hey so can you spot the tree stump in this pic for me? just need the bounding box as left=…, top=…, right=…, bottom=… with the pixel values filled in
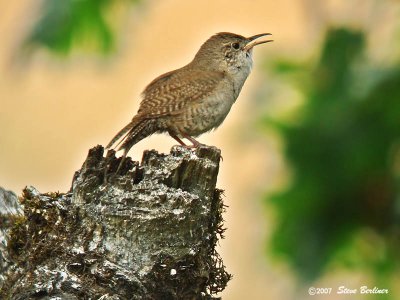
left=0, top=145, right=231, bottom=299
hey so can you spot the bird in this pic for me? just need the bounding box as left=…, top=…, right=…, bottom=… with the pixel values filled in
left=106, top=32, right=272, bottom=159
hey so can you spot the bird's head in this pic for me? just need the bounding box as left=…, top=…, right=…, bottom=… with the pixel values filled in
left=192, top=32, right=273, bottom=73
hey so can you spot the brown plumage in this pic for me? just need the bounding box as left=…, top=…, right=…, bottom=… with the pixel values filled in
left=106, top=32, right=272, bottom=158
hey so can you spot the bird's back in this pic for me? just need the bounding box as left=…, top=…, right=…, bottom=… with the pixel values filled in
left=137, top=66, right=226, bottom=119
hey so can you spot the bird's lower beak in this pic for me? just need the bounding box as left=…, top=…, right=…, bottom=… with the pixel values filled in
left=243, top=33, right=273, bottom=51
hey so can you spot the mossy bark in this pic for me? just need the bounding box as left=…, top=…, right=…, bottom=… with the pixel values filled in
left=0, top=145, right=230, bottom=299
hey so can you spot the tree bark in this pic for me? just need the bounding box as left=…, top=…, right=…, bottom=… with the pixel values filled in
left=0, top=145, right=230, bottom=299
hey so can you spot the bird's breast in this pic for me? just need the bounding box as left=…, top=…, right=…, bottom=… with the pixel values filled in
left=165, top=73, right=250, bottom=136
left=171, top=80, right=236, bottom=136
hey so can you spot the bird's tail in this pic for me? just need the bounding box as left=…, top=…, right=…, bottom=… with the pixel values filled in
left=106, top=115, right=157, bottom=155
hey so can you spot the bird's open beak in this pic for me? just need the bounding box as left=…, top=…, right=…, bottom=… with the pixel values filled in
left=243, top=33, right=273, bottom=51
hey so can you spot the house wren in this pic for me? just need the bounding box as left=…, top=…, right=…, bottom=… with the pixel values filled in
left=107, top=32, right=272, bottom=156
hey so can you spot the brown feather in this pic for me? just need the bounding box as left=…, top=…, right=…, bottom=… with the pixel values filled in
left=106, top=115, right=142, bottom=149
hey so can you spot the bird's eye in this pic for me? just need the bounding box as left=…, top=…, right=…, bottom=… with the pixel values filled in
left=231, top=42, right=240, bottom=50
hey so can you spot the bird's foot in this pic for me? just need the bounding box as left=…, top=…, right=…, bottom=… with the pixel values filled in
left=181, top=134, right=204, bottom=148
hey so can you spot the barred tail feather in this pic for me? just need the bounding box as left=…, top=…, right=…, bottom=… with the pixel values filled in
left=106, top=121, right=136, bottom=149
left=106, top=115, right=157, bottom=156
left=118, top=119, right=156, bottom=155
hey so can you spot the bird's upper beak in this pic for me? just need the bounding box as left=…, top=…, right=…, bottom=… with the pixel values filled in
left=243, top=33, right=273, bottom=51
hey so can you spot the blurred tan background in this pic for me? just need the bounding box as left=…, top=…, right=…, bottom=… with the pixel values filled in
left=1, top=1, right=399, bottom=299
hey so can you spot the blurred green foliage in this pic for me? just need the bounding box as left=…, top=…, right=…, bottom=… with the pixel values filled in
left=266, top=27, right=400, bottom=290
left=24, top=0, right=140, bottom=55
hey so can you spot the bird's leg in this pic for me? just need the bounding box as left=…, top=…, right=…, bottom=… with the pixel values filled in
left=181, top=133, right=203, bottom=148
left=170, top=131, right=203, bottom=148
left=169, top=132, right=188, bottom=146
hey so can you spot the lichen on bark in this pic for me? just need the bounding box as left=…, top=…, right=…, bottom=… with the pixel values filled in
left=0, top=145, right=231, bottom=299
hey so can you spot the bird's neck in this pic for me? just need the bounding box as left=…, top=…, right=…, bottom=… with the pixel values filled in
left=232, top=68, right=252, bottom=99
